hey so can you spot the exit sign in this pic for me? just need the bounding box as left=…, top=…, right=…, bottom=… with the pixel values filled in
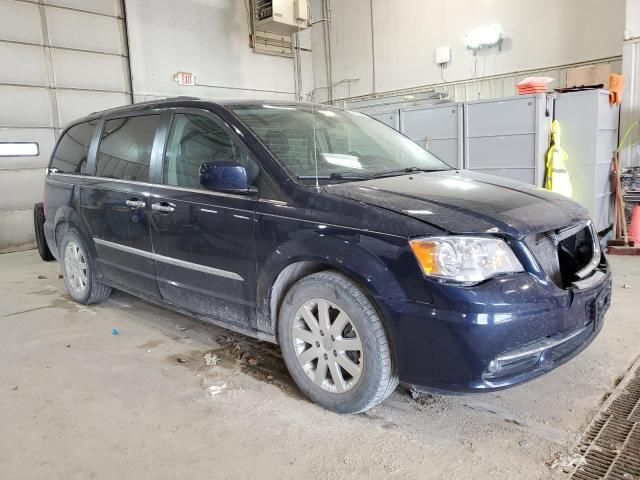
left=173, top=72, right=195, bottom=86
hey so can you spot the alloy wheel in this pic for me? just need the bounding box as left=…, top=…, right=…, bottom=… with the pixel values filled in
left=64, top=240, right=88, bottom=296
left=292, top=298, right=363, bottom=393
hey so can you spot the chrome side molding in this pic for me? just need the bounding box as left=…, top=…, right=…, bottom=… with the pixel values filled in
left=93, top=238, right=244, bottom=282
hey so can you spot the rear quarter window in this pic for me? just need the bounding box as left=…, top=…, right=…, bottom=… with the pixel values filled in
left=50, top=120, right=98, bottom=174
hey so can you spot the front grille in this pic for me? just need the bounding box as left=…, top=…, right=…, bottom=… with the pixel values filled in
left=525, top=222, right=598, bottom=289
left=525, top=231, right=562, bottom=286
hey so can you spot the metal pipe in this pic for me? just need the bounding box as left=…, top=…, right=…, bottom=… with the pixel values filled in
left=323, top=0, right=333, bottom=102
left=194, top=83, right=296, bottom=96
left=369, top=0, right=376, bottom=94
left=336, top=55, right=623, bottom=103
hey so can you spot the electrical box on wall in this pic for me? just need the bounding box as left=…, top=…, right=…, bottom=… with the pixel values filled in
left=254, top=0, right=308, bottom=35
left=435, top=46, right=451, bottom=65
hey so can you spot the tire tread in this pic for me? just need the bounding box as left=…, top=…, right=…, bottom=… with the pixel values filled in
left=281, top=270, right=398, bottom=413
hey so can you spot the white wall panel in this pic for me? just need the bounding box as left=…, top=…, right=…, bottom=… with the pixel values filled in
left=0, top=86, right=53, bottom=127
left=0, top=128, right=56, bottom=170
left=626, top=0, right=640, bottom=40
left=327, top=0, right=373, bottom=98
left=0, top=168, right=45, bottom=210
left=313, top=0, right=625, bottom=100
left=0, top=209, right=37, bottom=253
left=45, top=0, right=122, bottom=17
left=125, top=0, right=295, bottom=100
left=46, top=7, right=123, bottom=54
left=0, top=0, right=43, bottom=44
left=0, top=43, right=48, bottom=86
left=51, top=49, right=127, bottom=91
left=0, top=0, right=131, bottom=252
left=55, top=90, right=128, bottom=127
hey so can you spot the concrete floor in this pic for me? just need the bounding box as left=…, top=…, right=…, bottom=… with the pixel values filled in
left=1, top=250, right=639, bottom=480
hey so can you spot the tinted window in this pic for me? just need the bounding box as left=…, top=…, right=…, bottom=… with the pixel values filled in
left=163, top=113, right=259, bottom=189
left=95, top=115, right=161, bottom=182
left=51, top=120, right=98, bottom=174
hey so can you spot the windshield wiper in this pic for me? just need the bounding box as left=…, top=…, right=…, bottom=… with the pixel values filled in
left=297, top=172, right=372, bottom=181
left=369, top=166, right=447, bottom=178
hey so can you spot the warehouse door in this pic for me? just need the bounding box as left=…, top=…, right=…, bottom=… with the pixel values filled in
left=0, top=0, right=132, bottom=252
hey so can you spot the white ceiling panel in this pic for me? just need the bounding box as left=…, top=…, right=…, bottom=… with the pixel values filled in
left=46, top=7, right=123, bottom=54
left=0, top=43, right=48, bottom=86
left=51, top=49, right=127, bottom=92
left=0, top=86, right=53, bottom=128
left=0, top=0, right=43, bottom=44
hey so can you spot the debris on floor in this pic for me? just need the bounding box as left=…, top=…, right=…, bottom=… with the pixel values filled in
left=207, top=383, right=227, bottom=397
left=204, top=353, right=218, bottom=366
left=111, top=328, right=120, bottom=336
left=410, top=385, right=420, bottom=400
left=549, top=453, right=587, bottom=472
left=38, top=275, right=47, bottom=279
left=175, top=325, right=188, bottom=331
left=623, top=284, right=632, bottom=289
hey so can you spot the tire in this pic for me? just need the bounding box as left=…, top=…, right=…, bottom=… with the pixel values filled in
left=59, top=229, right=111, bottom=304
left=278, top=271, right=398, bottom=414
left=33, top=203, right=55, bottom=262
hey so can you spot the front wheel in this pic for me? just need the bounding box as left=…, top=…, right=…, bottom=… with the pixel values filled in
left=278, top=271, right=398, bottom=414
left=59, top=229, right=111, bottom=304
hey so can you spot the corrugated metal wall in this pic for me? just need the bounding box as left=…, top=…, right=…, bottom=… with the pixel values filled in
left=0, top=0, right=131, bottom=253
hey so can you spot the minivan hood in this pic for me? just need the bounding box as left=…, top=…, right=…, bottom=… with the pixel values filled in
left=324, top=170, right=588, bottom=238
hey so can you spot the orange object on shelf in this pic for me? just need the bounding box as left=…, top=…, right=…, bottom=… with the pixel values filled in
left=609, top=74, right=625, bottom=105
left=630, top=205, right=640, bottom=243
left=516, top=76, right=553, bottom=95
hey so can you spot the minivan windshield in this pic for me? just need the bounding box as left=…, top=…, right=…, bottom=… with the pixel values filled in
left=229, top=104, right=449, bottom=182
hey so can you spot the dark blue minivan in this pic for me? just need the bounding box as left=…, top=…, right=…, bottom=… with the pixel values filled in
left=43, top=98, right=611, bottom=413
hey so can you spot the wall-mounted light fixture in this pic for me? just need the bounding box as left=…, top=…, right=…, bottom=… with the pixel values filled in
left=464, top=25, right=504, bottom=52
left=0, top=142, right=39, bottom=157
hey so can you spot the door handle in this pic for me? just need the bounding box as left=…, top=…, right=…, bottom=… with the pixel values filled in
left=152, top=202, right=175, bottom=213
left=125, top=199, right=146, bottom=208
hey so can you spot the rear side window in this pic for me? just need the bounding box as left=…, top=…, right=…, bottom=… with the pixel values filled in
left=51, top=120, right=98, bottom=174
left=95, top=115, right=161, bottom=182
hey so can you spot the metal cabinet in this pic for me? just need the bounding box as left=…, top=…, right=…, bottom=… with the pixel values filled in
left=555, top=89, right=619, bottom=232
left=464, top=95, right=552, bottom=186
left=400, top=103, right=463, bottom=169
left=359, top=107, right=400, bottom=130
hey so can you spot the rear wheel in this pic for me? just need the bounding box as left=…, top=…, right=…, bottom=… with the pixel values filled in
left=59, top=229, right=111, bottom=304
left=278, top=271, right=398, bottom=414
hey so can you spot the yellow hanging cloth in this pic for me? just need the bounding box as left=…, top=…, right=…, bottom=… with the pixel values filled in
left=545, top=120, right=573, bottom=198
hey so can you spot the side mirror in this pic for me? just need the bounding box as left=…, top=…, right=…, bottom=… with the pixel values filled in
left=199, top=161, right=255, bottom=194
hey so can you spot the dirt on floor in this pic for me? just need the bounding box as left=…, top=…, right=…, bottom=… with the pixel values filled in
left=1, top=250, right=639, bottom=480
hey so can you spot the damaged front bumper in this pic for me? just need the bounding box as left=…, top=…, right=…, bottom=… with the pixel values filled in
left=375, top=256, right=612, bottom=393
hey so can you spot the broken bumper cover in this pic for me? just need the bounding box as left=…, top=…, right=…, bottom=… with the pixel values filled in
left=376, top=260, right=611, bottom=393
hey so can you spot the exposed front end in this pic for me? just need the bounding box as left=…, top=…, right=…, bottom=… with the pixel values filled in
left=378, top=220, right=612, bottom=392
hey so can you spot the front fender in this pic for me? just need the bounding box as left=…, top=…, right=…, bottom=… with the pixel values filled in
left=256, top=228, right=431, bottom=336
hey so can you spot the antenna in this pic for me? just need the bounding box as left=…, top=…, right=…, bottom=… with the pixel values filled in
left=311, top=100, right=319, bottom=191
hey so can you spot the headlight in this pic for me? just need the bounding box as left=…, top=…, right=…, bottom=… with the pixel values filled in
left=409, top=236, right=524, bottom=283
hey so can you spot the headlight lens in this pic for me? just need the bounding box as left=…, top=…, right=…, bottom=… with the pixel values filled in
left=410, top=236, right=524, bottom=283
